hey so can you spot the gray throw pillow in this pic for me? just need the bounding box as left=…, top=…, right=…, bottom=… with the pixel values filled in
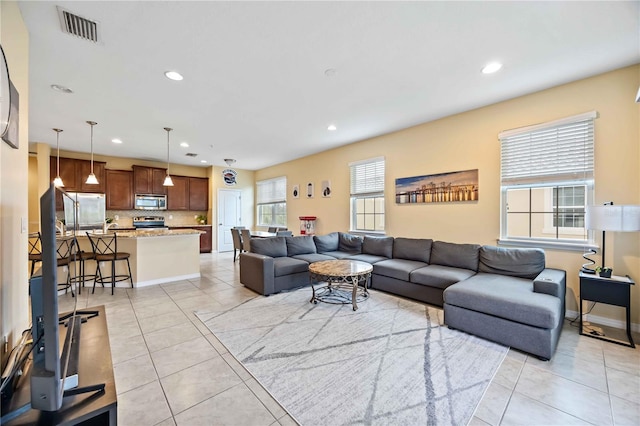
left=286, top=236, right=317, bottom=256
left=479, top=245, right=545, bottom=279
left=393, top=238, right=433, bottom=263
left=338, top=232, right=363, bottom=253
left=314, top=232, right=339, bottom=253
left=362, top=236, right=393, bottom=258
left=430, top=241, right=481, bottom=271
left=250, top=237, right=287, bottom=258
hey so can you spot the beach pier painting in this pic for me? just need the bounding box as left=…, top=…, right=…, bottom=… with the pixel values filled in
left=395, top=169, right=479, bottom=204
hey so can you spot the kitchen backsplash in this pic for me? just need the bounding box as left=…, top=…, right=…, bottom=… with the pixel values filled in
left=106, top=210, right=208, bottom=227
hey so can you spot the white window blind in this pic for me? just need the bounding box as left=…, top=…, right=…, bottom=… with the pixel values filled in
left=350, top=157, right=385, bottom=195
left=257, top=176, right=286, bottom=204
left=499, top=111, right=596, bottom=185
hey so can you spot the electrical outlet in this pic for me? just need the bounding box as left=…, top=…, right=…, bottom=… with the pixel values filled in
left=169, top=214, right=173, bottom=220
left=114, top=215, right=119, bottom=220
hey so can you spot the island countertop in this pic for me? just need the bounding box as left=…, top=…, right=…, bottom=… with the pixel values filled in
left=112, top=229, right=203, bottom=238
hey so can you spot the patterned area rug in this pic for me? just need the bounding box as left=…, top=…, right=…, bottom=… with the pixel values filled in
left=196, top=288, right=507, bottom=425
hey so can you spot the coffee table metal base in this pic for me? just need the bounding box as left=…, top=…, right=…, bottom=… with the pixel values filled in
left=308, top=260, right=373, bottom=311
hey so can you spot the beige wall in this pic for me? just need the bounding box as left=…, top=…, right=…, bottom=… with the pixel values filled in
left=257, top=65, right=640, bottom=326
left=0, top=0, right=29, bottom=364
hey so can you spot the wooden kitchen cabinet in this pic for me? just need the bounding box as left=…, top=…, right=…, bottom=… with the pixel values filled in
left=78, top=160, right=106, bottom=193
left=106, top=170, right=134, bottom=210
left=50, top=156, right=106, bottom=210
left=133, top=165, right=167, bottom=195
left=170, top=225, right=212, bottom=253
left=167, top=175, right=189, bottom=210
left=189, top=177, right=209, bottom=211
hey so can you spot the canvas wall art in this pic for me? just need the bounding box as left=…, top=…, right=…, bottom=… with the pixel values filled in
left=395, top=169, right=478, bottom=204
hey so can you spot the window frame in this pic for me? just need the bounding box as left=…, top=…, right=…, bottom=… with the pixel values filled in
left=498, top=112, right=597, bottom=251
left=256, top=176, right=287, bottom=228
left=349, top=157, right=385, bottom=233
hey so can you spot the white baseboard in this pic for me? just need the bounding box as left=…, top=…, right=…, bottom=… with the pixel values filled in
left=135, top=273, right=201, bottom=288
left=566, top=309, right=640, bottom=333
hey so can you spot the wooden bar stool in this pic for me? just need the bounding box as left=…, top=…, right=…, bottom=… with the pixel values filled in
left=86, top=232, right=133, bottom=295
left=28, top=232, right=42, bottom=278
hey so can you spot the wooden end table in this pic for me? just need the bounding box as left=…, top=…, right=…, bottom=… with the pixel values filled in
left=309, top=260, right=373, bottom=311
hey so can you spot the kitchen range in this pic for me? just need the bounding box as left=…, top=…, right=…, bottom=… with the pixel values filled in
left=133, top=216, right=167, bottom=230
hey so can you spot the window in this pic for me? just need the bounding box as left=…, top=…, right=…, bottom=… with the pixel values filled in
left=257, top=176, right=287, bottom=227
left=499, top=112, right=596, bottom=246
left=350, top=157, right=385, bottom=232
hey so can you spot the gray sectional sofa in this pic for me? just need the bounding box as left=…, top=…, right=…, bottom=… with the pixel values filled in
left=239, top=232, right=566, bottom=360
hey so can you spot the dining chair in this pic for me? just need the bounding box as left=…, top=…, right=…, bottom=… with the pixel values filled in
left=240, top=229, right=252, bottom=252
left=276, top=230, right=293, bottom=237
left=86, top=232, right=133, bottom=295
left=267, top=227, right=277, bottom=233
left=276, top=227, right=288, bottom=232
left=230, top=228, right=243, bottom=262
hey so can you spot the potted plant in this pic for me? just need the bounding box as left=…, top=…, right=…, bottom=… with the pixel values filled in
left=196, top=214, right=207, bottom=225
left=596, top=266, right=612, bottom=278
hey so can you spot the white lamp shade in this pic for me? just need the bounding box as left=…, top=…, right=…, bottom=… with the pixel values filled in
left=85, top=173, right=99, bottom=185
left=163, top=174, right=174, bottom=186
left=585, top=205, right=640, bottom=232
left=53, top=176, right=64, bottom=187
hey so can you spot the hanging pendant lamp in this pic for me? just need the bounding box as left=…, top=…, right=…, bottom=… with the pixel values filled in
left=85, top=121, right=99, bottom=185
left=52, top=128, right=64, bottom=187
left=163, top=127, right=174, bottom=186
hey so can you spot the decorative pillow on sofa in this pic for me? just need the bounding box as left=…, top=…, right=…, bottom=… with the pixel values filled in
left=286, top=236, right=317, bottom=256
left=430, top=241, right=481, bottom=271
left=393, top=237, right=432, bottom=263
left=250, top=237, right=287, bottom=258
left=314, top=232, right=339, bottom=253
left=362, top=236, right=393, bottom=258
left=479, top=245, right=545, bottom=279
left=338, top=232, right=363, bottom=253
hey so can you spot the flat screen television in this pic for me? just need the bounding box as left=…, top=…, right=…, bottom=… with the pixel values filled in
left=29, top=183, right=64, bottom=411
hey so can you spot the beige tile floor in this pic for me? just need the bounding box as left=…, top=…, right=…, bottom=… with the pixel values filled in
left=59, top=252, right=640, bottom=426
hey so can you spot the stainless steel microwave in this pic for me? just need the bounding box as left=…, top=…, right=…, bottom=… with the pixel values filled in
left=135, top=194, right=167, bottom=210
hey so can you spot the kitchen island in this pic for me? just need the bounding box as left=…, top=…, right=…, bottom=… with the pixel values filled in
left=74, top=229, right=203, bottom=288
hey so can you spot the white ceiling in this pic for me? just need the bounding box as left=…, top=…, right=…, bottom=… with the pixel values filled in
left=17, top=1, right=640, bottom=170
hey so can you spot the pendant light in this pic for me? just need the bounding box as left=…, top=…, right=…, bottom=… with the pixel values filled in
left=85, top=120, right=99, bottom=185
left=163, top=127, right=174, bottom=186
left=52, top=128, right=64, bottom=187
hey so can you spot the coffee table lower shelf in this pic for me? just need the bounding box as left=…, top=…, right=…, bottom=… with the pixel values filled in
left=308, top=260, right=373, bottom=311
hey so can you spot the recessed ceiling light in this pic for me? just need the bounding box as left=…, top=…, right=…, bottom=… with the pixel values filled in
left=324, top=68, right=337, bottom=77
left=327, top=124, right=337, bottom=131
left=111, top=138, right=123, bottom=144
left=164, top=71, right=184, bottom=81
left=200, top=160, right=207, bottom=163
left=482, top=62, right=503, bottom=74
left=180, top=142, right=189, bottom=148
left=50, top=84, right=73, bottom=93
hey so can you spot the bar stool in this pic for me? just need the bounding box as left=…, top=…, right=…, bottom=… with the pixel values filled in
left=86, top=232, right=133, bottom=295
left=55, top=236, right=74, bottom=296
left=28, top=232, right=42, bottom=277
left=68, top=235, right=96, bottom=295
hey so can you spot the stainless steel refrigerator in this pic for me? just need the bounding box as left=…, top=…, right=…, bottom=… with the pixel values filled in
left=63, top=192, right=106, bottom=231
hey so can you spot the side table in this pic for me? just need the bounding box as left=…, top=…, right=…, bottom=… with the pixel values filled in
left=579, top=271, right=635, bottom=348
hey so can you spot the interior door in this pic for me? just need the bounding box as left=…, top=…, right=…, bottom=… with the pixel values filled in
left=217, top=189, right=241, bottom=252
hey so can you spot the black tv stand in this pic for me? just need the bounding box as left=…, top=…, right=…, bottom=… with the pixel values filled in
left=2, top=305, right=117, bottom=425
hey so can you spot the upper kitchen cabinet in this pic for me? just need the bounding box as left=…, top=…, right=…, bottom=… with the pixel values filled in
left=50, top=156, right=106, bottom=209
left=188, top=177, right=209, bottom=211
left=167, top=175, right=190, bottom=210
left=78, top=160, right=106, bottom=193
left=133, top=166, right=167, bottom=195
left=106, top=170, right=134, bottom=210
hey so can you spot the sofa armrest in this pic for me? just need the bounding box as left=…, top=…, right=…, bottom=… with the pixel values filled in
left=239, top=252, right=275, bottom=295
left=533, top=268, right=566, bottom=299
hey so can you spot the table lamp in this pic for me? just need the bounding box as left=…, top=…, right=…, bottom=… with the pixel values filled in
left=584, top=203, right=640, bottom=274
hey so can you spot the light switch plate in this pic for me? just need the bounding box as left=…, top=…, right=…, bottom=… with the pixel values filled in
left=21, top=217, right=27, bottom=233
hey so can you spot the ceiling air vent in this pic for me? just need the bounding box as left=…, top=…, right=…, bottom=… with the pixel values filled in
left=185, top=153, right=198, bottom=158
left=58, top=7, right=99, bottom=43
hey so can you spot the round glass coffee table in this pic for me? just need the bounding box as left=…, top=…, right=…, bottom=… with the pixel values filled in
left=309, top=259, right=373, bottom=311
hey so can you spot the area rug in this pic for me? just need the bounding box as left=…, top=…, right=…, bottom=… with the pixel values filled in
left=195, top=288, right=507, bottom=425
